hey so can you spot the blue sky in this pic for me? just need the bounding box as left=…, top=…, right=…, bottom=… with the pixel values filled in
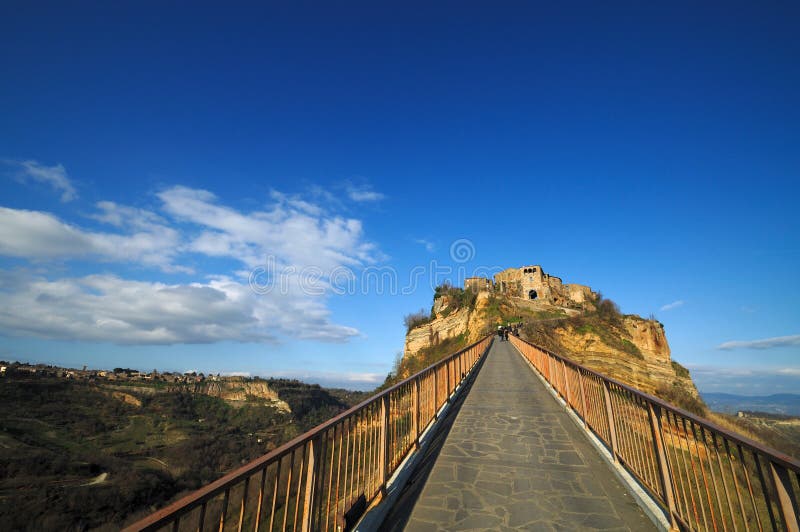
left=1, top=1, right=798, bottom=393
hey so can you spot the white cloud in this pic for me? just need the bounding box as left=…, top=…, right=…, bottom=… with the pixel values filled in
left=346, top=184, right=385, bottom=202
left=684, top=363, right=800, bottom=395
left=0, top=205, right=185, bottom=272
left=717, top=334, right=800, bottom=351
left=414, top=238, right=436, bottom=252
left=660, top=300, right=684, bottom=311
left=0, top=184, right=382, bottom=345
left=0, top=272, right=358, bottom=344
left=7, top=160, right=77, bottom=202
left=158, top=185, right=378, bottom=271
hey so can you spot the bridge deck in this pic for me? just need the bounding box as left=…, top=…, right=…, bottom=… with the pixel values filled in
left=380, top=339, right=656, bottom=531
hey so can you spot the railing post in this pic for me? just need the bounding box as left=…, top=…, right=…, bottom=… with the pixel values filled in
left=770, top=461, right=800, bottom=532
left=602, top=380, right=619, bottom=462
left=561, top=359, right=571, bottom=406
left=301, top=437, right=321, bottom=532
left=647, top=403, right=678, bottom=530
left=433, top=367, right=438, bottom=419
left=412, top=376, right=420, bottom=449
left=446, top=359, right=451, bottom=402
left=578, top=370, right=589, bottom=429
left=379, top=394, right=389, bottom=492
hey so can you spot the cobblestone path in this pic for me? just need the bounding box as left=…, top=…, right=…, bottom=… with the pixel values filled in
left=379, top=339, right=656, bottom=531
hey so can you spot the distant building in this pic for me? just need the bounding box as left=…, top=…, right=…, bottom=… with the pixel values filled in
left=464, top=276, right=492, bottom=292
left=465, top=264, right=597, bottom=308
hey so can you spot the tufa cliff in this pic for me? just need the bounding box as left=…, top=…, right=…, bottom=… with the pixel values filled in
left=399, top=265, right=704, bottom=415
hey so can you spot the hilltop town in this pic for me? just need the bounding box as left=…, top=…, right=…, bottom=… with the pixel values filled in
left=466, top=264, right=597, bottom=308
left=399, top=264, right=705, bottom=416
left=2, top=360, right=240, bottom=385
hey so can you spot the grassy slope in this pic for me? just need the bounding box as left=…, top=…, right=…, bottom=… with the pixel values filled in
left=0, top=376, right=368, bottom=531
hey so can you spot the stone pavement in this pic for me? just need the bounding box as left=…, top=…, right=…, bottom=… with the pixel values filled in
left=379, top=339, right=656, bottom=531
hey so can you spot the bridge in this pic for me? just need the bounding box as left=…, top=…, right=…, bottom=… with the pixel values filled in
left=124, top=336, right=800, bottom=532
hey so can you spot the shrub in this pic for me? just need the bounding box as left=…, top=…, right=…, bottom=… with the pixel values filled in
left=403, top=309, right=432, bottom=332
left=594, top=292, right=623, bottom=323
left=671, top=360, right=690, bottom=378
left=433, top=283, right=477, bottom=312
left=655, top=382, right=707, bottom=416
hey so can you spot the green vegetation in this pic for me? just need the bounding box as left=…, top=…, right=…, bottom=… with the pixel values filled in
left=710, top=412, right=800, bottom=459
left=0, top=376, right=367, bottom=530
left=403, top=308, right=432, bottom=332
left=619, top=338, right=643, bottom=359
left=433, top=282, right=477, bottom=312
left=655, top=380, right=707, bottom=416
left=524, top=295, right=644, bottom=361
left=530, top=308, right=568, bottom=320
left=671, top=360, right=691, bottom=379
left=381, top=332, right=470, bottom=389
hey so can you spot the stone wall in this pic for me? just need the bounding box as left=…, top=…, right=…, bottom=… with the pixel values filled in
left=493, top=265, right=596, bottom=308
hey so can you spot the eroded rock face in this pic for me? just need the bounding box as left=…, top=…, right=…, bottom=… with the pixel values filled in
left=552, top=316, right=699, bottom=402
left=405, top=306, right=471, bottom=356
left=199, top=381, right=292, bottom=412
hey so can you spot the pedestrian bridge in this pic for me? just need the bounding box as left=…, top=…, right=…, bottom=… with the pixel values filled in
left=124, top=336, right=800, bottom=532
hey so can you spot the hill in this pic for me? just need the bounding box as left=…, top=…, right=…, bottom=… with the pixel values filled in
left=395, top=264, right=704, bottom=416
left=702, top=392, right=800, bottom=416
left=0, top=372, right=367, bottom=531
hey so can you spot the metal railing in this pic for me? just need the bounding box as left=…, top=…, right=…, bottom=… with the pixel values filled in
left=509, top=334, right=800, bottom=532
left=123, top=335, right=493, bottom=532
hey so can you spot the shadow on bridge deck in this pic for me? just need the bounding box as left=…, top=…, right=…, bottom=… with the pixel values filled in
left=378, top=340, right=656, bottom=531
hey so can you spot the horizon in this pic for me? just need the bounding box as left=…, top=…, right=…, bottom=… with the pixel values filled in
left=1, top=2, right=798, bottom=395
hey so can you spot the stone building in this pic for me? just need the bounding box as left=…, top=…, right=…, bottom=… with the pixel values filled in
left=464, top=276, right=493, bottom=292
left=491, top=265, right=596, bottom=308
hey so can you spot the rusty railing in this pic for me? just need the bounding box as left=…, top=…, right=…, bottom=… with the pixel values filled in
left=509, top=334, right=800, bottom=532
left=123, top=335, right=493, bottom=532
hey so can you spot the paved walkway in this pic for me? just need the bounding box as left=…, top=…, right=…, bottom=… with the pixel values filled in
left=380, top=340, right=656, bottom=531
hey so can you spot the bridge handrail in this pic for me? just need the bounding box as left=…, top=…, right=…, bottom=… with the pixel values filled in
left=123, top=334, right=494, bottom=532
left=509, top=334, right=800, bottom=532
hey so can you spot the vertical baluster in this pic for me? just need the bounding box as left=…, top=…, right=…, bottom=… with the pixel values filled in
left=699, top=427, right=727, bottom=532
left=301, top=438, right=320, bottom=532
left=752, top=451, right=778, bottom=531
left=379, top=394, right=389, bottom=494
left=736, top=444, right=763, bottom=532
left=254, top=467, right=267, bottom=531
left=682, top=418, right=709, bottom=532
left=268, top=458, right=282, bottom=532
left=768, top=461, right=799, bottom=532
left=602, top=380, right=619, bottom=462
left=198, top=501, right=206, bottom=532
left=220, top=487, right=230, bottom=532
left=711, top=433, right=737, bottom=532
left=648, top=403, right=678, bottom=529
left=413, top=376, right=420, bottom=449
left=293, top=444, right=307, bottom=531
left=664, top=410, right=691, bottom=525
left=237, top=476, right=250, bottom=532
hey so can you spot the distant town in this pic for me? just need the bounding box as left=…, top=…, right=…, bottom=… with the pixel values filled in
left=0, top=360, right=240, bottom=384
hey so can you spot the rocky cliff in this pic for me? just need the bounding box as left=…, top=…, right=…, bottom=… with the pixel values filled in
left=194, top=380, right=291, bottom=411
left=101, top=379, right=292, bottom=412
